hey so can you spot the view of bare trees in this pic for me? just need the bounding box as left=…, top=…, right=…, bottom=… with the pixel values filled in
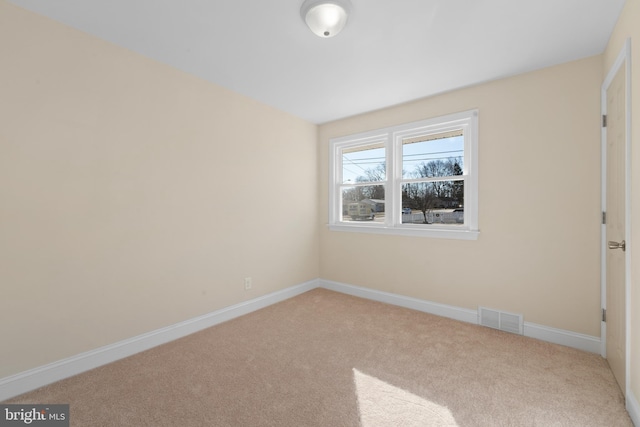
left=342, top=157, right=463, bottom=224
left=404, top=157, right=463, bottom=223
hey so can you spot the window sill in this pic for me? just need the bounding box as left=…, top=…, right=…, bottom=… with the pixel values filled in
left=327, top=223, right=480, bottom=240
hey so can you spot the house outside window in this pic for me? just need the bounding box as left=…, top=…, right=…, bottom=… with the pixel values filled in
left=329, top=110, right=479, bottom=240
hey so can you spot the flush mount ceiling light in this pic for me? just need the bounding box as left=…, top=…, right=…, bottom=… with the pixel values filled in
left=301, top=0, right=352, bottom=38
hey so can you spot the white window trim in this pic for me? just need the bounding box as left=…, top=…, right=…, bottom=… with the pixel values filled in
left=328, top=110, right=479, bottom=240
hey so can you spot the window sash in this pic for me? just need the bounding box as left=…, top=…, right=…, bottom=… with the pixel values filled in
left=329, top=110, right=478, bottom=239
left=401, top=176, right=465, bottom=184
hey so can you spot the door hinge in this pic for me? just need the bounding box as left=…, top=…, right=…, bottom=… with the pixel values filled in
left=602, top=308, right=607, bottom=322
left=602, top=114, right=607, bottom=127
left=602, top=211, right=606, bottom=225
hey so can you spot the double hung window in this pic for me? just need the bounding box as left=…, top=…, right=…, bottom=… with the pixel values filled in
left=329, top=110, right=478, bottom=239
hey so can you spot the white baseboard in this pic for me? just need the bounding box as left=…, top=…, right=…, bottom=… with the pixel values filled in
left=0, top=279, right=319, bottom=402
left=629, top=389, right=640, bottom=426
left=524, top=322, right=601, bottom=354
left=0, top=277, right=604, bottom=403
left=319, top=279, right=478, bottom=324
left=319, top=279, right=602, bottom=354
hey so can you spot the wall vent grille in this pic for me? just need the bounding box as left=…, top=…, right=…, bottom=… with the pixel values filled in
left=478, top=307, right=523, bottom=335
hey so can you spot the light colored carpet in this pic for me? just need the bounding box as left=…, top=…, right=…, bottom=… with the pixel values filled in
left=4, top=288, right=633, bottom=426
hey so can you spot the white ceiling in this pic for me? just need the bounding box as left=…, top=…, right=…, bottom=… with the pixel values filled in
left=9, top=0, right=626, bottom=124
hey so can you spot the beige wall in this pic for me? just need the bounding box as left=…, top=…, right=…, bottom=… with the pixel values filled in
left=0, top=1, right=319, bottom=378
left=0, top=0, right=628, bottom=397
left=604, top=0, right=640, bottom=404
left=319, top=56, right=603, bottom=337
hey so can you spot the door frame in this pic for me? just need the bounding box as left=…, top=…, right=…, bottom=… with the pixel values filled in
left=600, top=38, right=632, bottom=398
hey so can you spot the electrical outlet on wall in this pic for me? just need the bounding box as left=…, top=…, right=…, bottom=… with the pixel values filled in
left=244, top=277, right=252, bottom=290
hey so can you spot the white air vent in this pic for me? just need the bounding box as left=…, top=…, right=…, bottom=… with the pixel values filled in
left=478, top=307, right=523, bottom=335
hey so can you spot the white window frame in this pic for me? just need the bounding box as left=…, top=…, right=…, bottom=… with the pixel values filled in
left=329, top=110, right=479, bottom=240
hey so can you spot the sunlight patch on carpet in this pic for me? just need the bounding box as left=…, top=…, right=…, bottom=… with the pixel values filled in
left=353, top=368, right=458, bottom=427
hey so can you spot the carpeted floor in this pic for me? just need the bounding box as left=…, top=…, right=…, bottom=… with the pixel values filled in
left=4, top=288, right=633, bottom=426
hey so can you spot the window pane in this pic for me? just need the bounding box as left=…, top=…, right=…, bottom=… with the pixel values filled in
left=341, top=185, right=385, bottom=222
left=402, top=131, right=463, bottom=179
left=402, top=181, right=464, bottom=224
left=342, top=142, right=386, bottom=184
left=329, top=110, right=477, bottom=238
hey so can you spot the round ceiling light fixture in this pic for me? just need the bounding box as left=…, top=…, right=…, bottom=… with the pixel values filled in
left=300, top=0, right=352, bottom=38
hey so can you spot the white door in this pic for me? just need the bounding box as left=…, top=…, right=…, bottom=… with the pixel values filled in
left=604, top=57, right=627, bottom=395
